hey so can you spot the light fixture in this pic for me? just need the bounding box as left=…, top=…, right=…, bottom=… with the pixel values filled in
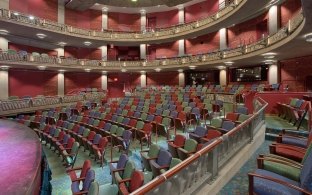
left=36, top=33, right=47, bottom=39
left=58, top=42, right=67, bottom=47
left=131, top=0, right=137, bottom=2
left=0, top=29, right=9, bottom=35
left=29, top=15, right=35, bottom=20
left=140, top=71, right=146, bottom=74
left=189, top=66, right=196, bottom=70
left=13, top=12, right=19, bottom=16
left=304, top=33, right=312, bottom=42
left=218, top=66, right=226, bottom=70
left=140, top=9, right=146, bottom=14
left=59, top=69, right=65, bottom=72
left=38, top=66, right=46, bottom=70
left=0, top=65, right=9, bottom=70
left=155, top=68, right=161, bottom=72
left=224, top=61, right=234, bottom=66
left=85, top=68, right=91, bottom=72
left=84, top=41, right=92, bottom=46
left=123, top=62, right=126, bottom=67
left=121, top=68, right=127, bottom=72
left=263, top=60, right=276, bottom=64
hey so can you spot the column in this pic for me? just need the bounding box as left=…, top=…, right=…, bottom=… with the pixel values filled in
left=178, top=39, right=185, bottom=57
left=178, top=69, right=185, bottom=87
left=0, top=37, right=8, bottom=51
left=268, top=5, right=280, bottom=35
left=100, top=45, right=108, bottom=61
left=0, top=67, right=9, bottom=99
left=219, top=68, right=227, bottom=86
left=102, top=8, right=108, bottom=30
left=101, top=71, right=108, bottom=90
left=55, top=47, right=64, bottom=57
left=219, top=28, right=227, bottom=50
left=57, top=72, right=65, bottom=96
left=140, top=10, right=146, bottom=31
left=178, top=6, right=185, bottom=24
left=140, top=71, right=147, bottom=88
left=0, top=0, right=9, bottom=9
left=58, top=0, right=65, bottom=24
left=140, top=44, right=146, bottom=60
left=268, top=64, right=279, bottom=85
left=219, top=0, right=226, bottom=9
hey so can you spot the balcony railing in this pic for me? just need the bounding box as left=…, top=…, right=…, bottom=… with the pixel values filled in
left=131, top=97, right=268, bottom=195
left=0, top=92, right=106, bottom=116
left=0, top=0, right=244, bottom=42
left=0, top=11, right=304, bottom=71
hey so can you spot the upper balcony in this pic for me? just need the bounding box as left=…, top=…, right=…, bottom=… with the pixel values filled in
left=0, top=0, right=273, bottom=45
left=0, top=10, right=306, bottom=72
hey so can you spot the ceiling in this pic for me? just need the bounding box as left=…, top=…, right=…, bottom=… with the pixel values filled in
left=66, top=0, right=204, bottom=11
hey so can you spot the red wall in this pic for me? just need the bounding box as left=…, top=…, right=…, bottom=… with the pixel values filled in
left=147, top=72, right=179, bottom=86
left=280, top=0, right=302, bottom=27
left=280, top=55, right=312, bottom=92
left=9, top=69, right=58, bottom=97
left=10, top=0, right=58, bottom=21
left=227, top=13, right=268, bottom=48
left=9, top=43, right=57, bottom=56
left=147, top=10, right=179, bottom=29
left=185, top=31, right=220, bottom=55
left=64, top=46, right=102, bottom=60
left=64, top=72, right=101, bottom=93
left=148, top=41, right=179, bottom=59
left=65, top=8, right=102, bottom=30
left=107, top=73, right=141, bottom=98
left=108, top=12, right=141, bottom=31
left=185, top=0, right=219, bottom=23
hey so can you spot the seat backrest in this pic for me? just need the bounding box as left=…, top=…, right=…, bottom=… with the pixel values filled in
left=82, top=169, right=95, bottom=191
left=173, top=134, right=186, bottom=147
left=146, top=114, right=155, bottom=121
left=117, top=154, right=129, bottom=169
left=221, top=121, right=235, bottom=131
left=210, top=118, right=222, bottom=128
left=98, top=137, right=108, bottom=149
left=169, top=158, right=182, bottom=169
left=129, top=171, right=145, bottom=192
left=236, top=106, right=248, bottom=115
left=122, top=161, right=135, bottom=179
left=148, top=144, right=161, bottom=158
left=226, top=113, right=239, bottom=121
left=156, top=150, right=172, bottom=166
left=194, top=126, right=207, bottom=137
left=136, top=121, right=145, bottom=130
left=184, top=139, right=198, bottom=152
left=122, top=118, right=130, bottom=125
left=299, top=143, right=312, bottom=190
left=93, top=134, right=102, bottom=144
left=115, top=127, right=125, bottom=136
left=237, top=114, right=250, bottom=122
left=110, top=125, right=118, bottom=134
left=122, top=130, right=132, bottom=142
left=80, top=160, right=92, bottom=178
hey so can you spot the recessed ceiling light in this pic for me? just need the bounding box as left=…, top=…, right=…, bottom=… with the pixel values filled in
left=85, top=68, right=91, bottom=72
left=84, top=41, right=92, bottom=46
left=218, top=66, right=226, bottom=70
left=58, top=42, right=67, bottom=46
left=189, top=66, right=196, bottom=69
left=155, top=68, right=161, bottom=72
left=121, top=68, right=127, bottom=72
left=224, top=61, right=234, bottom=66
left=29, top=16, right=35, bottom=20
left=36, top=33, right=47, bottom=39
left=0, top=29, right=9, bottom=35
left=59, top=69, right=66, bottom=72
left=38, top=66, right=46, bottom=70
left=0, top=65, right=10, bottom=70
left=131, top=0, right=137, bottom=2
left=304, top=33, right=312, bottom=42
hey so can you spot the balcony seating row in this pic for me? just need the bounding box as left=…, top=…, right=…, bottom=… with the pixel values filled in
left=277, top=98, right=309, bottom=126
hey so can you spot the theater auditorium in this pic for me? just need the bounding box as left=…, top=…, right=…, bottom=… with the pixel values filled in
left=0, top=0, right=311, bottom=194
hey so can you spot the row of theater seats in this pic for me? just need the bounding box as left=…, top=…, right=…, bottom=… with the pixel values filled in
left=248, top=129, right=312, bottom=194
left=277, top=98, right=309, bottom=126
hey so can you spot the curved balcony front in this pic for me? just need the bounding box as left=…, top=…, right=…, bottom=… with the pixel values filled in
left=0, top=0, right=272, bottom=44
left=0, top=11, right=305, bottom=72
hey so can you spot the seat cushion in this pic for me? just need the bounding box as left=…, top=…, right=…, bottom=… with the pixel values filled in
left=71, top=181, right=80, bottom=193
left=282, top=136, right=307, bottom=148
left=253, top=169, right=300, bottom=195
left=275, top=145, right=305, bottom=162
